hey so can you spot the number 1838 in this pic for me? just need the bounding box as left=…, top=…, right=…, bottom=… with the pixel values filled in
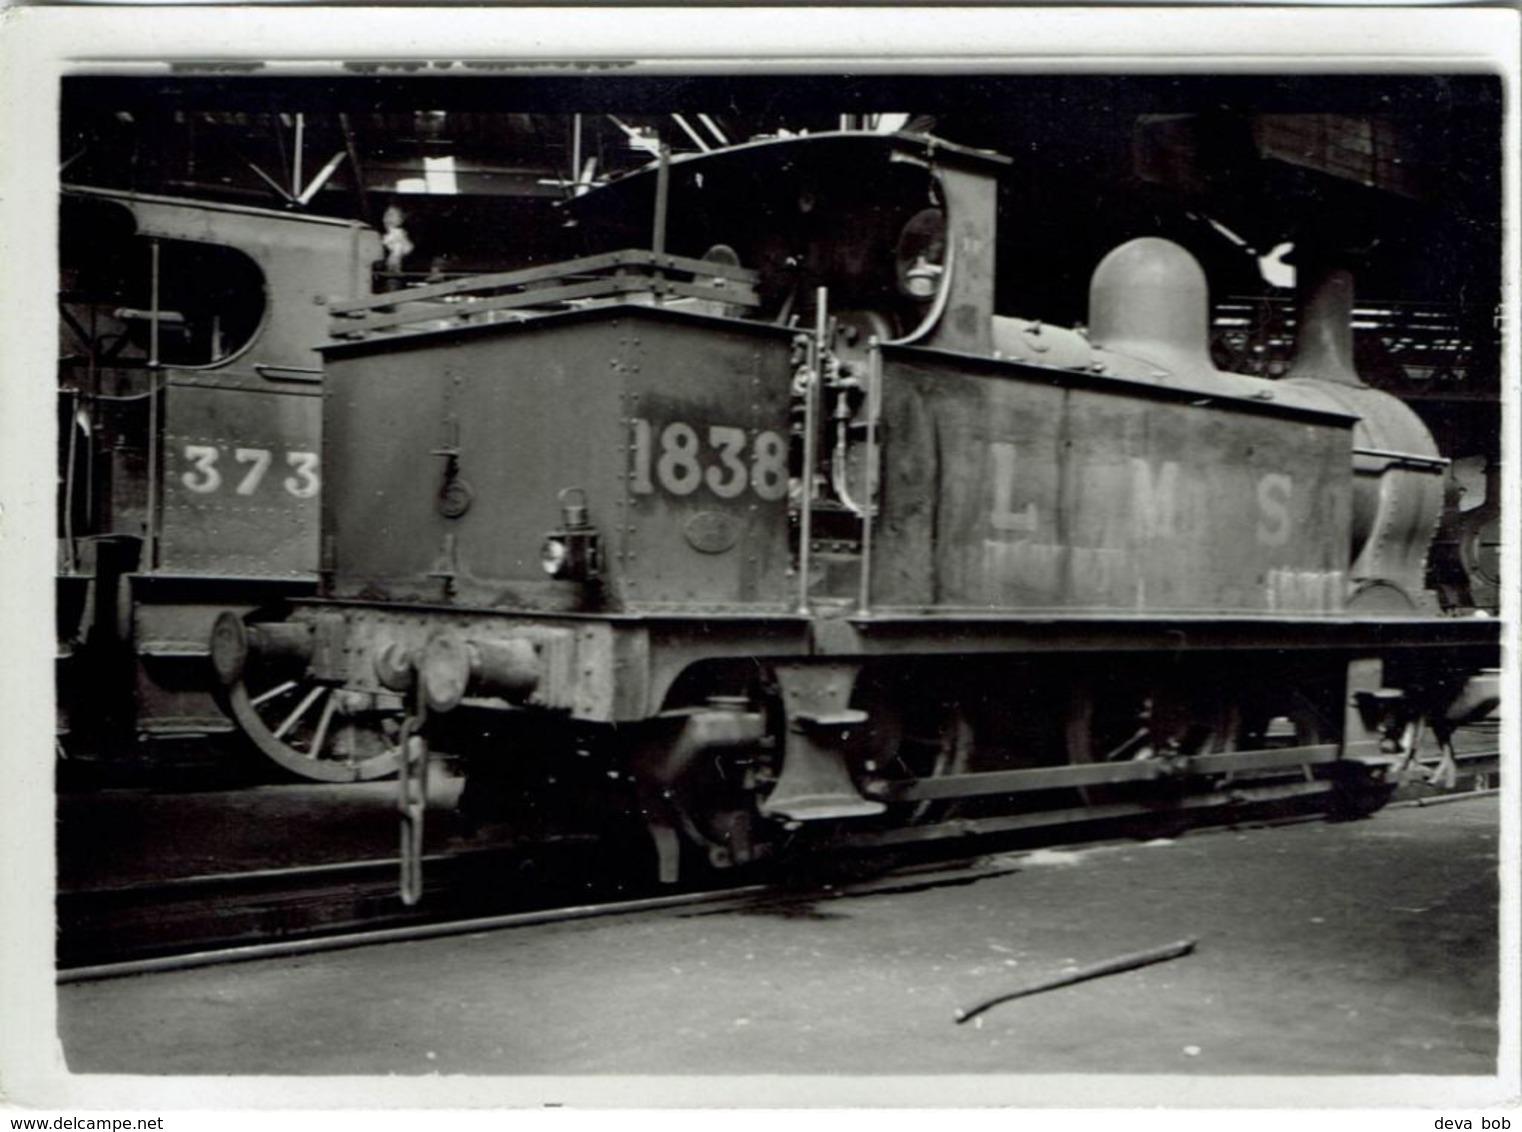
left=629, top=417, right=788, bottom=502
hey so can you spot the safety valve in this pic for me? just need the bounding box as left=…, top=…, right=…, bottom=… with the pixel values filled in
left=540, top=486, right=602, bottom=582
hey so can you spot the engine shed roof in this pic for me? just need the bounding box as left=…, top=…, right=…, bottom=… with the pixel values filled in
left=564, top=129, right=1009, bottom=231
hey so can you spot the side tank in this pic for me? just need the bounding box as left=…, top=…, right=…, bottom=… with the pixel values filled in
left=869, top=237, right=1361, bottom=615
left=912, top=236, right=1445, bottom=616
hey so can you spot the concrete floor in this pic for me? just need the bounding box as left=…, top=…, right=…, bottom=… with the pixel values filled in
left=58, top=795, right=1502, bottom=1084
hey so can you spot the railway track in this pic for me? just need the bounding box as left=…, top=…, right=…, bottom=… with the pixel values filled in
left=57, top=871, right=777, bottom=985
left=59, top=838, right=1060, bottom=982
left=56, top=838, right=644, bottom=975
left=57, top=749, right=1499, bottom=984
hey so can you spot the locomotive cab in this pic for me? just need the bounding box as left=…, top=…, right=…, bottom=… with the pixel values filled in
left=563, top=130, right=1008, bottom=354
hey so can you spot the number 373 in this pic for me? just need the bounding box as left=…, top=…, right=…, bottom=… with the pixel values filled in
left=629, top=417, right=789, bottom=501
left=179, top=444, right=320, bottom=499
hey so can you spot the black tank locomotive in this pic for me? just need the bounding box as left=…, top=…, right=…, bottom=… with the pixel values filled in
left=208, top=132, right=1500, bottom=887
left=57, top=187, right=382, bottom=778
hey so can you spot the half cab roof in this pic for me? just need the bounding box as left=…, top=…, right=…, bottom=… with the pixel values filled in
left=565, top=131, right=1012, bottom=349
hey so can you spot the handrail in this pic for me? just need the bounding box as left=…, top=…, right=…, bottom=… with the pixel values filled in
left=795, top=289, right=827, bottom=614
left=858, top=340, right=882, bottom=616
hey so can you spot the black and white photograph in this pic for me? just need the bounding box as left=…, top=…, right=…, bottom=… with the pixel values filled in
left=1, top=5, right=1516, bottom=1120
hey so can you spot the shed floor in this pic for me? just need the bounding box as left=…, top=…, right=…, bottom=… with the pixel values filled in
left=56, top=794, right=1503, bottom=1092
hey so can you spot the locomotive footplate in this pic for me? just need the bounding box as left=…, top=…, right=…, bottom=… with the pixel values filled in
left=808, top=611, right=1501, bottom=658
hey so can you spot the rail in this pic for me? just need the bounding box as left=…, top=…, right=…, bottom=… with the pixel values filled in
left=58, top=784, right=1498, bottom=984
left=330, top=248, right=761, bottom=339
left=58, top=878, right=777, bottom=984
left=57, top=848, right=518, bottom=973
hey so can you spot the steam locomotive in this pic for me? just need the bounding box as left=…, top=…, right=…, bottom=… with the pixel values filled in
left=199, top=130, right=1496, bottom=885
left=57, top=186, right=382, bottom=778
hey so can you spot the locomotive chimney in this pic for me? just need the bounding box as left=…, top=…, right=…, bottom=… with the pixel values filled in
left=1286, top=259, right=1364, bottom=387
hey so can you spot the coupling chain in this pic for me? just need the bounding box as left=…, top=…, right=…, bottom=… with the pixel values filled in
left=397, top=703, right=430, bottom=906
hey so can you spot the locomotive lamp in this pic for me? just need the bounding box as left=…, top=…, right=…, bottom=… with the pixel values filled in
left=902, top=255, right=943, bottom=300
left=540, top=486, right=601, bottom=582
left=539, top=537, right=571, bottom=578
left=894, top=207, right=947, bottom=300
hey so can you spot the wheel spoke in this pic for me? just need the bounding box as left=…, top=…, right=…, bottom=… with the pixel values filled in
left=249, top=679, right=298, bottom=709
left=306, top=687, right=339, bottom=761
left=229, top=676, right=403, bottom=783
left=888, top=702, right=972, bottom=822
left=1101, top=727, right=1150, bottom=762
left=273, top=684, right=326, bottom=741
